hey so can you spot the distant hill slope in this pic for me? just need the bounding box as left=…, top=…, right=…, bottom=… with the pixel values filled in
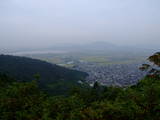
left=0, top=55, right=88, bottom=95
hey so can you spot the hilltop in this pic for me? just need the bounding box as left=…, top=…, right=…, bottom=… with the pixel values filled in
left=0, top=55, right=88, bottom=95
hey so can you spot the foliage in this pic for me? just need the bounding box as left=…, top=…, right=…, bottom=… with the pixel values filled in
left=0, top=53, right=160, bottom=120
left=0, top=73, right=160, bottom=120
left=0, top=55, right=88, bottom=95
left=140, top=52, right=160, bottom=76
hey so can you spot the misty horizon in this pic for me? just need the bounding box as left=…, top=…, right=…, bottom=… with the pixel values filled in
left=0, top=0, right=160, bottom=51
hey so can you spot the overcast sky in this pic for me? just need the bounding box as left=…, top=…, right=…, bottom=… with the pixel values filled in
left=0, top=0, right=160, bottom=50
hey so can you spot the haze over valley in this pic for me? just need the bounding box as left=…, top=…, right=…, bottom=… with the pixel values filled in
left=6, top=41, right=150, bottom=86
left=1, top=0, right=160, bottom=119
left=1, top=0, right=160, bottom=87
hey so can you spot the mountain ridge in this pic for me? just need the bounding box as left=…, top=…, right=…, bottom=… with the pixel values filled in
left=0, top=54, right=88, bottom=95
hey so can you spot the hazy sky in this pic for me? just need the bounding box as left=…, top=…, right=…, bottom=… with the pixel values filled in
left=0, top=0, right=160, bottom=49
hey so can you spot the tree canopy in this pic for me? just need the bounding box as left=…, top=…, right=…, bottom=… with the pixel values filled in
left=0, top=53, right=160, bottom=120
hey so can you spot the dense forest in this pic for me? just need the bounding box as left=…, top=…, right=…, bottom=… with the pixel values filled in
left=0, top=55, right=88, bottom=95
left=0, top=53, right=160, bottom=120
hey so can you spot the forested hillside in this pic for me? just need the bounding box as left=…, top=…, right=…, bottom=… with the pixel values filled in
left=0, top=71, right=160, bottom=119
left=0, top=53, right=160, bottom=120
left=0, top=55, right=88, bottom=95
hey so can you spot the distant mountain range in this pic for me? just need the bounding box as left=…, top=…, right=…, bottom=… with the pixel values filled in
left=0, top=55, right=88, bottom=95
left=45, top=42, right=156, bottom=58
left=7, top=41, right=157, bottom=57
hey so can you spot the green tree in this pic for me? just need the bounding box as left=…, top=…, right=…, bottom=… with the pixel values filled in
left=140, top=52, right=160, bottom=76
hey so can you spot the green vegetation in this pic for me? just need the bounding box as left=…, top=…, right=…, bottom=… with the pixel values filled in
left=25, top=52, right=146, bottom=68
left=140, top=52, right=160, bottom=76
left=80, top=56, right=109, bottom=63
left=0, top=73, right=160, bottom=120
left=0, top=53, right=160, bottom=120
left=79, top=55, right=145, bottom=65
left=0, top=55, right=88, bottom=95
